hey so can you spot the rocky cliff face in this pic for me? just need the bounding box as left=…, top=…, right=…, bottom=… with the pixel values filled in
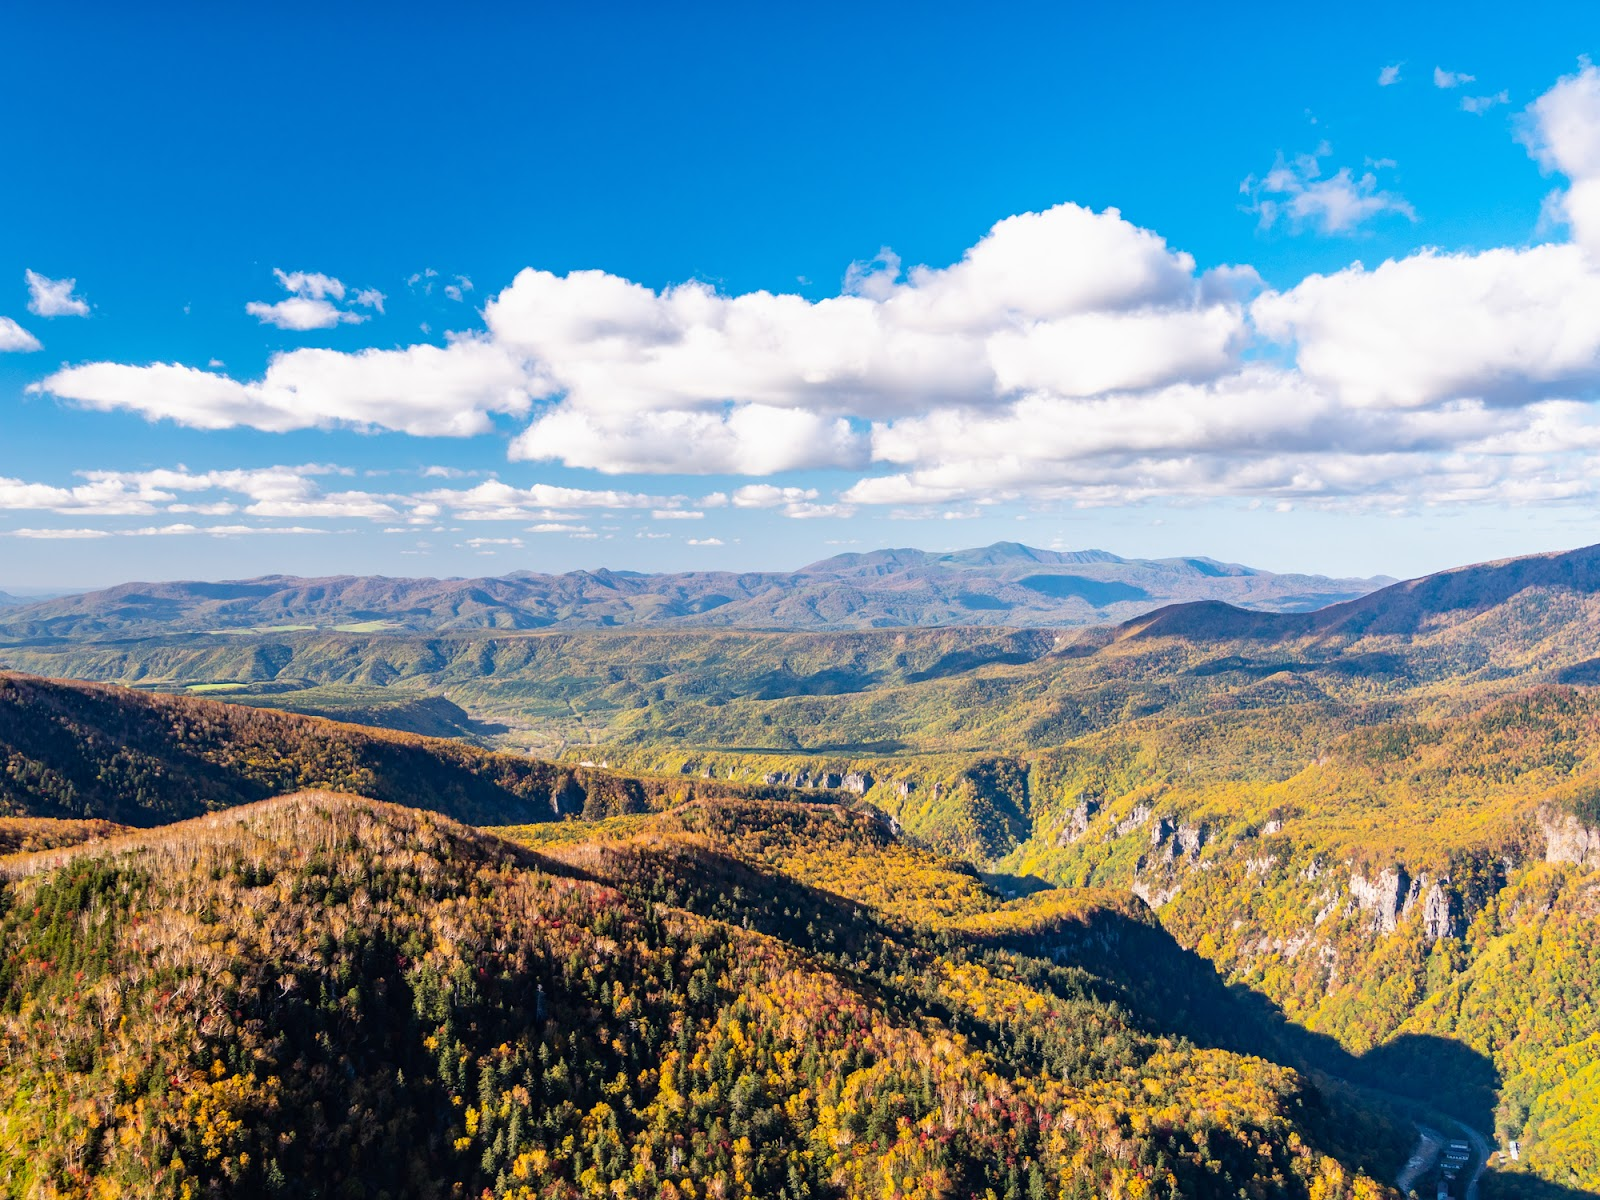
left=1541, top=810, right=1600, bottom=867
left=1349, top=867, right=1415, bottom=934
left=1056, top=795, right=1099, bottom=846
left=1347, top=867, right=1462, bottom=941
left=1419, top=880, right=1461, bottom=942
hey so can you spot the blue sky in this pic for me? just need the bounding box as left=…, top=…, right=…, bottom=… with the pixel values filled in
left=5, top=1, right=1600, bottom=588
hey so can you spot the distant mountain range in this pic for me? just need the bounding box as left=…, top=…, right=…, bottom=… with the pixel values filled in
left=0, top=542, right=1390, bottom=638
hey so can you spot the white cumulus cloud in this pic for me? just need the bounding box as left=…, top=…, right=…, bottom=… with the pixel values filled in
left=37, top=339, right=532, bottom=435
left=1252, top=244, right=1600, bottom=409
left=510, top=405, right=868, bottom=475
left=1522, top=62, right=1600, bottom=253
left=487, top=203, right=1239, bottom=423
left=25, top=270, right=89, bottom=317
left=0, top=317, right=40, bottom=352
left=730, top=485, right=819, bottom=508
left=28, top=65, right=1600, bottom=521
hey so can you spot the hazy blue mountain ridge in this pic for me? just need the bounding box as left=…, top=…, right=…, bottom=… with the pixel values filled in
left=0, top=541, right=1390, bottom=639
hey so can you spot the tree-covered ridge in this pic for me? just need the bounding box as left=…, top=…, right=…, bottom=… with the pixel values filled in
left=0, top=815, right=127, bottom=856
left=0, top=672, right=788, bottom=828
left=5, top=544, right=1599, bottom=769
left=6, top=541, right=1599, bottom=858
left=514, top=799, right=1001, bottom=924
left=0, top=792, right=1401, bottom=1200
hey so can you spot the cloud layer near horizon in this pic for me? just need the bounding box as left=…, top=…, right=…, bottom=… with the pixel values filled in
left=28, top=65, right=1600, bottom=517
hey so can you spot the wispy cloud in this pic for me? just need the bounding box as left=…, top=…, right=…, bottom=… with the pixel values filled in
left=1461, top=90, right=1510, bottom=114
left=1243, top=145, right=1416, bottom=234
left=4, top=527, right=111, bottom=539
left=1434, top=66, right=1476, bottom=89
left=246, top=269, right=385, bottom=331
left=1378, top=64, right=1402, bottom=87
left=3, top=524, right=326, bottom=540
left=464, top=536, right=523, bottom=548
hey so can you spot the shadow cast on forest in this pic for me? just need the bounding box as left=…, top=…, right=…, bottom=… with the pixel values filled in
left=490, top=819, right=1600, bottom=1199
left=1006, top=905, right=1504, bottom=1131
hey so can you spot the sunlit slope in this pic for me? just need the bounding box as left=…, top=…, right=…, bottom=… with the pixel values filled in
left=0, top=792, right=1400, bottom=1200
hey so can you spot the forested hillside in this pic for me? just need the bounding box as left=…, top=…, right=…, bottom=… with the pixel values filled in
left=6, top=544, right=1599, bottom=770
left=982, top=687, right=1600, bottom=1188
left=0, top=673, right=784, bottom=827
left=5, top=542, right=1600, bottom=1194
left=0, top=791, right=1405, bottom=1199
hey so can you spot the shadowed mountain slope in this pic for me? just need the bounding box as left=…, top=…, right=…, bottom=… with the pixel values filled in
left=0, top=672, right=786, bottom=827
left=1119, top=542, right=1600, bottom=644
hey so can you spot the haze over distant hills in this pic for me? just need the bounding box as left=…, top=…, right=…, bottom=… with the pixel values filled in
left=0, top=542, right=1389, bottom=638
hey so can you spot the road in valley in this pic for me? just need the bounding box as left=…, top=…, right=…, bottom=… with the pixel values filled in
left=1454, top=1122, right=1491, bottom=1200
left=1395, top=1121, right=1492, bottom=1200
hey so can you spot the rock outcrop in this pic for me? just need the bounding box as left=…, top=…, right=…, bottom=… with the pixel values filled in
left=1176, top=822, right=1207, bottom=860
left=1150, top=815, right=1177, bottom=848
left=1419, top=880, right=1461, bottom=942
left=1348, top=867, right=1418, bottom=935
left=1114, top=804, right=1152, bottom=838
left=1148, top=815, right=1206, bottom=863
left=1057, top=795, right=1100, bottom=846
left=1348, top=867, right=1462, bottom=941
left=1541, top=810, right=1600, bottom=867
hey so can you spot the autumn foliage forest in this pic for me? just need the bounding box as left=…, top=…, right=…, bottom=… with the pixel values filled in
left=1, top=544, right=1600, bottom=1197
